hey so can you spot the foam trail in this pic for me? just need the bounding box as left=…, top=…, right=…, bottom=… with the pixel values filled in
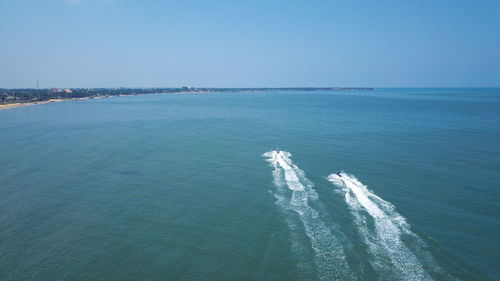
left=264, top=151, right=352, bottom=281
left=328, top=173, right=434, bottom=281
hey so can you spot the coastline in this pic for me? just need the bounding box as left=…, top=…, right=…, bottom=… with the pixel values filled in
left=0, top=99, right=60, bottom=110
left=0, top=96, right=97, bottom=110
left=0, top=88, right=372, bottom=110
left=0, top=91, right=210, bottom=110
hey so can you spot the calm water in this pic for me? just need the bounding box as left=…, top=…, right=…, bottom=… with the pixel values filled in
left=0, top=89, right=499, bottom=281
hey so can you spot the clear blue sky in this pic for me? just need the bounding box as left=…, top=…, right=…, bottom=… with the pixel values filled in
left=1, top=0, right=499, bottom=88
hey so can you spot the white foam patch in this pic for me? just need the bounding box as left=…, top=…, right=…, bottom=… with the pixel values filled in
left=328, top=173, right=434, bottom=281
left=264, top=150, right=352, bottom=280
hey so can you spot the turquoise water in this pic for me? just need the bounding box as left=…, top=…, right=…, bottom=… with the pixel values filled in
left=0, top=89, right=499, bottom=280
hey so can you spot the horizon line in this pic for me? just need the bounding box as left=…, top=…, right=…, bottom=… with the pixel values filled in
left=2, top=86, right=500, bottom=90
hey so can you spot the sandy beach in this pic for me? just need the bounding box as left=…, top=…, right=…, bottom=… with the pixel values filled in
left=0, top=97, right=96, bottom=110
left=0, top=99, right=60, bottom=110
left=0, top=92, right=213, bottom=110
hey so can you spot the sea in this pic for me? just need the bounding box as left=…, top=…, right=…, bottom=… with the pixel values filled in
left=0, top=88, right=499, bottom=281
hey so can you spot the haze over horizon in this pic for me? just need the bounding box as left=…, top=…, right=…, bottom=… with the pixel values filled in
left=1, top=0, right=499, bottom=88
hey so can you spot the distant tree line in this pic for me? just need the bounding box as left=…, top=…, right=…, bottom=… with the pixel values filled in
left=0, top=88, right=183, bottom=104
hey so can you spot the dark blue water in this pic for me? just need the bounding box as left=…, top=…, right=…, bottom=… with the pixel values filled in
left=0, top=89, right=499, bottom=280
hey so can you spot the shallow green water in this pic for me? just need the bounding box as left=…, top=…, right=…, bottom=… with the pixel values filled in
left=1, top=89, right=499, bottom=280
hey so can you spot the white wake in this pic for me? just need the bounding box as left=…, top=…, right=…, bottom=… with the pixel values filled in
left=328, top=172, right=437, bottom=281
left=264, top=150, right=352, bottom=281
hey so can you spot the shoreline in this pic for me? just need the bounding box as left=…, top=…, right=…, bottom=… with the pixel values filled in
left=0, top=88, right=370, bottom=110
left=0, top=97, right=95, bottom=110
left=0, top=91, right=212, bottom=110
left=0, top=99, right=62, bottom=110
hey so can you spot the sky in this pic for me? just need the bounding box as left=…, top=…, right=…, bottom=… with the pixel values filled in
left=0, top=0, right=499, bottom=88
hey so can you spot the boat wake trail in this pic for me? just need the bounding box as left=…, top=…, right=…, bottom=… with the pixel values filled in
left=263, top=151, right=352, bottom=281
left=328, top=172, right=446, bottom=281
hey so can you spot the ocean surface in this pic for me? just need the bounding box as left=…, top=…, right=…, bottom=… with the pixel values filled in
left=0, top=88, right=499, bottom=281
